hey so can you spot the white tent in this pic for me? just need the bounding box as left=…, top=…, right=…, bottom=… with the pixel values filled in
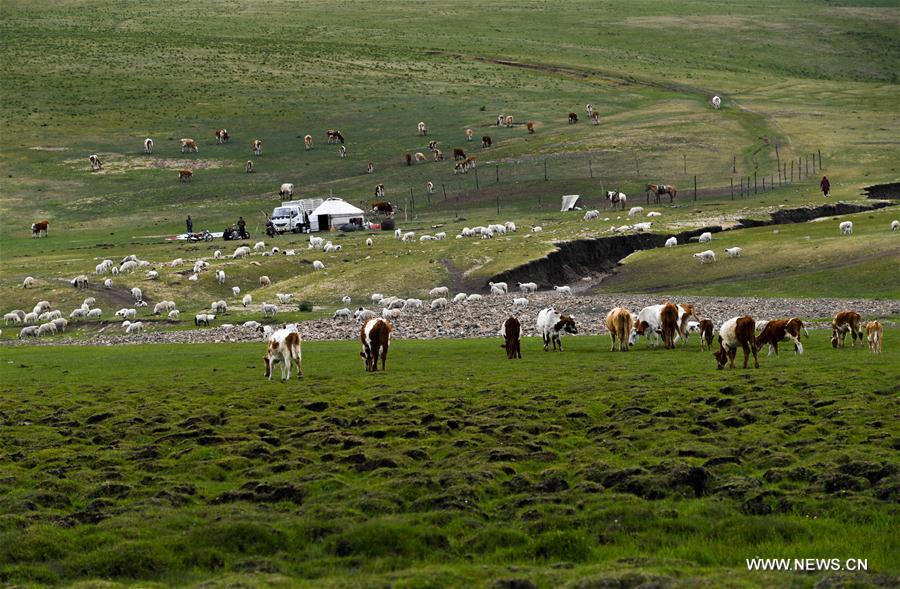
left=560, top=194, right=582, bottom=211
left=309, top=197, right=365, bottom=232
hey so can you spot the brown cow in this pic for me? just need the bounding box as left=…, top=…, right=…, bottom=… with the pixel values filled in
left=606, top=307, right=633, bottom=352
left=866, top=320, right=883, bottom=353
left=714, top=316, right=759, bottom=369
left=676, top=303, right=697, bottom=345
left=31, top=220, right=49, bottom=238
left=590, top=111, right=600, bottom=125
left=526, top=121, right=534, bottom=134
left=501, top=316, right=522, bottom=359
left=360, top=317, right=393, bottom=371
left=756, top=318, right=805, bottom=356
left=251, top=139, right=262, bottom=156
left=405, top=152, right=412, bottom=166
left=453, top=148, right=466, bottom=161
left=698, top=318, right=714, bottom=351
left=180, top=138, right=198, bottom=153
left=372, top=201, right=393, bottom=214
left=659, top=302, right=679, bottom=349
left=831, top=310, right=864, bottom=348
left=178, top=169, right=193, bottom=182
left=568, top=112, right=578, bottom=124
left=481, top=135, right=492, bottom=148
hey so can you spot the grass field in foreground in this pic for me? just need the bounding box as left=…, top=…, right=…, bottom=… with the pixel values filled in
left=1, top=335, right=897, bottom=588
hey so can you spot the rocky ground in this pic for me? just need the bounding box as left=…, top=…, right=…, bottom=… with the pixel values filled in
left=4, top=293, right=897, bottom=347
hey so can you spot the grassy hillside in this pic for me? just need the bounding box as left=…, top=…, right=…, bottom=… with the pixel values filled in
left=1, top=335, right=898, bottom=588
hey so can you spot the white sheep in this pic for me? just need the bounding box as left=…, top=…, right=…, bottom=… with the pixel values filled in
left=233, top=246, right=251, bottom=259
left=22, top=276, right=34, bottom=288
left=131, top=287, right=143, bottom=302
left=354, top=308, right=377, bottom=322
left=214, top=250, right=222, bottom=259
left=242, top=294, right=252, bottom=307
left=276, top=293, right=292, bottom=304
left=512, top=297, right=529, bottom=310
left=382, top=308, right=401, bottom=319
left=146, top=270, right=159, bottom=280
left=584, top=210, right=600, bottom=221
left=138, top=260, right=150, bottom=268
left=333, top=308, right=353, bottom=320
left=313, top=261, right=325, bottom=270
left=431, top=297, right=448, bottom=309
left=419, top=235, right=435, bottom=242
left=232, top=286, right=240, bottom=297
left=87, top=309, right=102, bottom=319
left=309, top=236, right=324, bottom=249
left=371, top=293, right=384, bottom=303
left=243, top=321, right=260, bottom=329
left=892, top=220, right=899, bottom=231
left=505, top=221, right=517, bottom=233
left=194, top=314, right=215, bottom=326
left=553, top=285, right=572, bottom=295
left=37, top=322, right=57, bottom=337
left=403, top=298, right=423, bottom=310
left=366, top=238, right=373, bottom=247
left=490, top=285, right=505, bottom=295
left=698, top=232, right=712, bottom=243
left=632, top=222, right=653, bottom=232
left=104, top=278, right=113, bottom=289
left=285, top=249, right=296, bottom=256
left=434, top=232, right=447, bottom=240
left=69, top=308, right=86, bottom=320
left=3, top=312, right=22, bottom=324
left=518, top=282, right=537, bottom=294
left=259, top=275, right=271, bottom=287
left=839, top=221, right=853, bottom=235
left=254, top=241, right=266, bottom=252
left=170, top=258, right=184, bottom=267
left=342, top=295, right=352, bottom=305
left=188, top=274, right=199, bottom=282
left=452, top=293, right=467, bottom=303
left=665, top=237, right=678, bottom=247
left=19, top=326, right=39, bottom=338
left=216, top=270, right=226, bottom=284
left=694, top=250, right=717, bottom=264
left=402, top=232, right=416, bottom=242
left=488, top=281, right=508, bottom=294
left=628, top=206, right=644, bottom=218
left=115, top=308, right=137, bottom=320
left=168, top=310, right=180, bottom=321
left=429, top=286, right=450, bottom=298
left=212, top=300, right=228, bottom=314
left=82, top=297, right=96, bottom=308
left=51, top=318, right=68, bottom=332
left=531, top=226, right=543, bottom=232
left=724, top=247, right=743, bottom=258
left=263, top=303, right=278, bottom=317
left=125, top=321, right=144, bottom=334
left=71, top=275, right=89, bottom=288
left=646, top=211, right=662, bottom=217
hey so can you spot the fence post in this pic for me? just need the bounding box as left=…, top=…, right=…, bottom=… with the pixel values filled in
left=474, top=167, right=479, bottom=190
left=635, top=157, right=640, bottom=176
left=683, top=154, right=687, bottom=174
left=791, top=160, right=794, bottom=182
left=733, top=155, right=737, bottom=174
left=762, top=176, right=765, bottom=191
left=496, top=192, right=500, bottom=215
left=442, top=183, right=447, bottom=201
left=409, top=188, right=415, bottom=216
left=805, top=156, right=809, bottom=177
left=588, top=158, right=593, bottom=178
left=544, top=160, right=548, bottom=181
left=693, top=175, right=697, bottom=201
left=404, top=197, right=409, bottom=222
left=775, top=144, right=780, bottom=172
left=496, top=165, right=499, bottom=184
left=538, top=193, right=541, bottom=208
left=754, top=171, right=757, bottom=194
left=812, top=154, right=816, bottom=175
left=740, top=176, right=743, bottom=197
left=818, top=149, right=823, bottom=170
left=731, top=178, right=734, bottom=200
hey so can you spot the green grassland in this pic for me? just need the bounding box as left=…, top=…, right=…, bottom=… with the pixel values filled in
left=1, top=334, right=898, bottom=588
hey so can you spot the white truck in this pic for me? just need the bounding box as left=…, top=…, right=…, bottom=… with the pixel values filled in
left=270, top=199, right=321, bottom=234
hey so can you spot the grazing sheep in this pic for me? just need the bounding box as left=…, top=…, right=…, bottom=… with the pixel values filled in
left=632, top=222, right=653, bottom=232
left=131, top=287, right=143, bottom=302
left=694, top=250, right=717, bottom=264
left=125, top=321, right=144, bottom=334
left=584, top=210, right=600, bottom=221
left=115, top=308, right=137, bottom=320
left=313, top=260, right=325, bottom=270
left=628, top=206, right=644, bottom=218
left=69, top=308, right=86, bottom=320
left=276, top=293, right=292, bottom=304
left=371, top=293, right=384, bottom=303
left=214, top=250, right=222, bottom=259
left=194, top=314, right=215, bottom=326
left=333, top=308, right=353, bottom=320
left=434, top=232, right=447, bottom=240
left=263, top=303, right=278, bottom=317
left=342, top=296, right=352, bottom=305
left=467, top=294, right=483, bottom=302
left=553, top=285, right=572, bottom=295
left=22, top=276, right=35, bottom=288
left=87, top=308, right=102, bottom=319
left=71, top=275, right=89, bottom=288
left=512, top=297, right=529, bottom=310
left=366, top=238, right=373, bottom=247
left=452, top=293, right=467, bottom=303
left=3, top=313, right=22, bottom=325
left=403, top=298, right=423, bottom=310
left=146, top=270, right=159, bottom=280
left=839, top=221, right=853, bottom=235
left=20, top=326, right=39, bottom=338
left=259, top=275, right=271, bottom=287
left=254, top=241, right=266, bottom=252
left=216, top=270, right=226, bottom=284
left=37, top=322, right=58, bottom=337
left=233, top=246, right=251, bottom=258
left=431, top=297, right=448, bottom=309
left=646, top=211, right=662, bottom=217
left=518, top=282, right=538, bottom=294
left=665, top=237, right=678, bottom=247
left=354, top=308, right=377, bottom=322
left=104, top=278, right=113, bottom=289
left=232, top=286, right=240, bottom=297
left=168, top=310, right=180, bottom=321
left=531, top=226, right=543, bottom=232
left=382, top=308, right=402, bottom=319
left=242, top=294, right=252, bottom=307
left=188, top=274, right=199, bottom=281
left=83, top=297, right=96, bottom=308
left=429, top=286, right=450, bottom=298
left=698, top=232, right=712, bottom=243
left=725, top=247, right=743, bottom=258
left=52, top=318, right=68, bottom=332
left=892, top=220, right=899, bottom=231
left=402, top=232, right=416, bottom=242
left=489, top=281, right=509, bottom=294
left=212, top=300, right=228, bottom=314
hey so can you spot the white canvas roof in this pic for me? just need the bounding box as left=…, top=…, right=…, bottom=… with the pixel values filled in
left=311, top=197, right=364, bottom=217
left=560, top=194, right=582, bottom=211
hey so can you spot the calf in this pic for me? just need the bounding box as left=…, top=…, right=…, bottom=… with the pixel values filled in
left=606, top=307, right=634, bottom=352
left=831, top=310, right=864, bottom=348
left=178, top=169, right=193, bottom=182
left=568, top=112, right=578, bottom=124
left=500, top=316, right=522, bottom=359
left=866, top=320, right=883, bottom=353
left=714, top=316, right=759, bottom=369
left=755, top=318, right=805, bottom=356
left=698, top=318, right=715, bottom=351
left=360, top=317, right=393, bottom=371
left=537, top=307, right=577, bottom=352
left=264, top=328, right=303, bottom=381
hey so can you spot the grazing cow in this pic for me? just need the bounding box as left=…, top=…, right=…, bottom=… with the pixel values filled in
left=360, top=317, right=393, bottom=371
left=497, top=114, right=505, bottom=127
left=590, top=111, right=600, bottom=124
left=417, top=121, right=427, bottom=136
left=831, top=310, right=864, bottom=348
left=405, top=152, right=412, bottom=166
left=414, top=152, right=427, bottom=163
left=374, top=184, right=386, bottom=198
left=463, top=155, right=477, bottom=171
left=31, top=220, right=49, bottom=238
left=279, top=183, right=294, bottom=198
left=251, top=139, right=262, bottom=156
left=607, top=191, right=627, bottom=210
left=89, top=154, right=102, bottom=171
left=568, top=112, right=578, bottom=124
left=326, top=129, right=345, bottom=144
left=427, top=140, right=438, bottom=150
left=304, top=134, right=313, bottom=150
left=500, top=316, right=522, bottom=359
left=659, top=302, right=679, bottom=349
left=144, top=138, right=154, bottom=153
left=537, top=307, right=577, bottom=352
left=178, top=169, right=193, bottom=182
left=674, top=303, right=697, bottom=345
left=606, top=307, right=634, bottom=352
left=180, top=138, right=198, bottom=153
left=629, top=304, right=664, bottom=347
left=339, top=145, right=347, bottom=158
left=433, top=149, right=444, bottom=161
left=481, top=135, right=492, bottom=148
left=646, top=183, right=677, bottom=204
left=724, top=247, right=742, bottom=257
left=264, top=329, right=303, bottom=381
left=698, top=318, right=715, bottom=351
left=453, top=148, right=466, bottom=161
left=367, top=161, right=375, bottom=174
left=215, top=128, right=230, bottom=143
left=504, top=115, right=513, bottom=128
left=714, top=316, right=759, bottom=369
left=526, top=121, right=535, bottom=134
left=465, top=128, right=473, bottom=142
left=586, top=103, right=593, bottom=116
left=839, top=221, right=853, bottom=235
left=426, top=181, right=434, bottom=195
left=245, top=160, right=254, bottom=173
left=372, top=200, right=392, bottom=214
left=866, top=320, right=883, bottom=353
left=711, top=95, right=721, bottom=109
left=756, top=318, right=806, bottom=356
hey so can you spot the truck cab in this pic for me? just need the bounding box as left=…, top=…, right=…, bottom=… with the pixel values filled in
left=270, top=199, right=320, bottom=234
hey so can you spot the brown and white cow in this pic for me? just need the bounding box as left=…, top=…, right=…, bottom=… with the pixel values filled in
left=714, top=315, right=759, bottom=369
left=433, top=149, right=444, bottom=161
left=414, top=152, right=427, bottom=163
left=143, top=138, right=154, bottom=153
left=568, top=112, right=578, bottom=124
left=537, top=307, right=577, bottom=352
left=374, top=184, right=386, bottom=199
left=360, top=317, right=393, bottom=371
left=372, top=200, right=392, bottom=214
left=465, top=128, right=473, bottom=142
left=245, top=160, right=254, bottom=173
left=659, top=302, right=679, bottom=349
left=180, top=138, right=198, bottom=153
left=264, top=328, right=303, bottom=381
left=178, top=169, right=193, bottom=182
left=698, top=318, right=714, bottom=351
left=590, top=111, right=600, bottom=125
left=676, top=303, right=697, bottom=345
left=88, top=154, right=102, bottom=171
left=866, top=320, right=883, bottom=353
left=304, top=134, right=313, bottom=150
left=831, top=310, right=864, bottom=348
left=31, top=220, right=49, bottom=238
left=366, top=161, right=375, bottom=174
left=251, top=139, right=262, bottom=156
left=417, top=121, right=427, bottom=136
left=326, top=129, right=344, bottom=144
left=504, top=115, right=513, bottom=128
left=215, top=128, right=230, bottom=143
left=500, top=316, right=522, bottom=359
left=756, top=317, right=806, bottom=356
left=453, top=148, right=466, bottom=161
left=606, top=307, right=633, bottom=352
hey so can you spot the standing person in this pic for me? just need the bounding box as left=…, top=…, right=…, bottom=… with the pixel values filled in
left=820, top=176, right=830, bottom=198
left=186, top=215, right=193, bottom=234
left=237, top=216, right=247, bottom=239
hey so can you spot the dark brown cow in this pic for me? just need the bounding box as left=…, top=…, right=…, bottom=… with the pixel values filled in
left=453, top=148, right=466, bottom=161
left=372, top=200, right=393, bottom=214
left=698, top=319, right=714, bottom=351
left=501, top=316, right=522, bottom=359
left=360, top=317, right=393, bottom=371
left=831, top=311, right=864, bottom=348
left=326, top=129, right=344, bottom=144
left=568, top=112, right=578, bottom=124
left=659, top=302, right=679, bottom=349
left=526, top=121, right=535, bottom=134
left=405, top=152, right=412, bottom=166
left=714, top=316, right=759, bottom=369
left=756, top=318, right=806, bottom=356
left=481, top=135, right=492, bottom=148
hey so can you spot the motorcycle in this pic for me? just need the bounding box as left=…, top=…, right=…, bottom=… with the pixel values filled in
left=186, top=230, right=213, bottom=242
